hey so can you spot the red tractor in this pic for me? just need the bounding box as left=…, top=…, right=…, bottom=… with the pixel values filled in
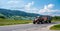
left=33, top=16, right=52, bottom=24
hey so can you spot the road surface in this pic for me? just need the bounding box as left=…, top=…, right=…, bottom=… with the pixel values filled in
left=0, top=22, right=60, bottom=31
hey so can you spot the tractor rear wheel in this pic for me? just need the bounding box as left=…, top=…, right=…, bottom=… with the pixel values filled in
left=49, top=21, right=51, bottom=23
left=40, top=21, right=44, bottom=24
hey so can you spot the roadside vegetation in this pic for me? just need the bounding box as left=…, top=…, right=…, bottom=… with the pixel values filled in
left=50, top=16, right=60, bottom=30
left=0, top=14, right=33, bottom=26
left=50, top=24, right=60, bottom=30
left=0, top=14, right=60, bottom=26
left=52, top=16, right=60, bottom=22
left=0, top=18, right=32, bottom=26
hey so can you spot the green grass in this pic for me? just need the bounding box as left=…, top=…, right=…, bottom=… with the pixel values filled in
left=50, top=24, right=60, bottom=30
left=0, top=18, right=32, bottom=26
left=0, top=18, right=60, bottom=26
left=52, top=19, right=60, bottom=22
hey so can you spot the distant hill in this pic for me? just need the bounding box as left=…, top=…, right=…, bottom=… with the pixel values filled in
left=0, top=8, right=41, bottom=17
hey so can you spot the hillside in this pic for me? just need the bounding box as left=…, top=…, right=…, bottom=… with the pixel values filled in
left=0, top=8, right=41, bottom=17
left=0, top=8, right=41, bottom=20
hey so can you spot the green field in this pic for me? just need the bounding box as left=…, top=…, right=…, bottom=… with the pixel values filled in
left=0, top=18, right=60, bottom=26
left=0, top=18, right=32, bottom=26
left=0, top=16, right=60, bottom=26
left=50, top=24, right=60, bottom=30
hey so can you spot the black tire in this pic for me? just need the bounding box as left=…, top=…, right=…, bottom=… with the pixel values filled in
left=33, top=21, right=36, bottom=24
left=40, top=21, right=43, bottom=24
left=37, top=22, right=40, bottom=24
left=49, top=21, right=51, bottom=23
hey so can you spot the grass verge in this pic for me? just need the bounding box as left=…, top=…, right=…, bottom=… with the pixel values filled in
left=50, top=24, right=60, bottom=30
left=0, top=19, right=32, bottom=26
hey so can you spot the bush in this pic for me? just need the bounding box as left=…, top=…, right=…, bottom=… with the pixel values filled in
left=0, top=16, right=5, bottom=19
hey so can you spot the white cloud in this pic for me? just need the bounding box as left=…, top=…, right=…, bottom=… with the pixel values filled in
left=23, top=1, right=42, bottom=13
left=0, top=0, right=25, bottom=9
left=47, top=4, right=54, bottom=9
left=20, top=3, right=60, bottom=16
left=44, top=4, right=54, bottom=9
left=23, top=3, right=59, bottom=16
left=24, top=1, right=34, bottom=10
left=40, top=4, right=54, bottom=13
left=7, top=0, right=19, bottom=4
left=38, top=4, right=54, bottom=14
left=38, top=4, right=60, bottom=16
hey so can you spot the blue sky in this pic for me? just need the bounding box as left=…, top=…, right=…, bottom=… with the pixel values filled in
left=0, top=0, right=60, bottom=16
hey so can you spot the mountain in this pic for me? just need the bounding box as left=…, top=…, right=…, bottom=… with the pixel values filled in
left=0, top=8, right=41, bottom=17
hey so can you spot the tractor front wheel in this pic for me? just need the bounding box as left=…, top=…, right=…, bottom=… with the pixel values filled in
left=33, top=21, right=36, bottom=24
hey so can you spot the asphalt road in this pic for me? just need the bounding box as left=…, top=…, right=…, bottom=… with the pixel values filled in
left=0, top=22, right=60, bottom=31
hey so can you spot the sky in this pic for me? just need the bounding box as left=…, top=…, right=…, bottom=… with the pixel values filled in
left=0, top=0, right=60, bottom=16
